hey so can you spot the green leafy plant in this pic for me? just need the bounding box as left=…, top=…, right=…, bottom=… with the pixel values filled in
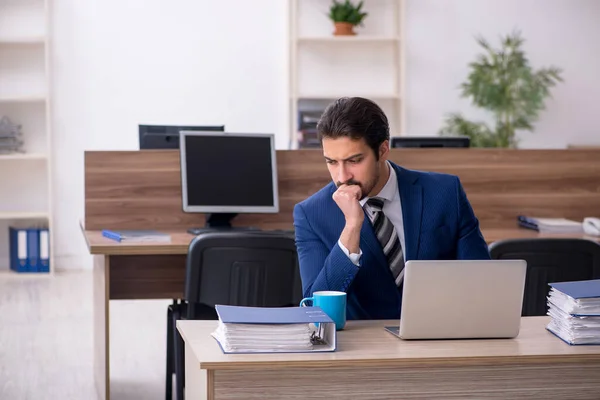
left=439, top=31, right=563, bottom=148
left=328, top=0, right=368, bottom=26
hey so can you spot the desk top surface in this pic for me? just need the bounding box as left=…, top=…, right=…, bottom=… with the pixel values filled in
left=83, top=229, right=195, bottom=255
left=176, top=317, right=600, bottom=371
left=82, top=226, right=599, bottom=255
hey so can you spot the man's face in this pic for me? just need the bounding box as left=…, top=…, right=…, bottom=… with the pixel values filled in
left=322, top=137, right=388, bottom=200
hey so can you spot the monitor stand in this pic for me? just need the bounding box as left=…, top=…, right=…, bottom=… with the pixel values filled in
left=187, top=213, right=260, bottom=235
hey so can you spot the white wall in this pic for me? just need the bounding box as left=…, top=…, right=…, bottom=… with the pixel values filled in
left=405, top=0, right=600, bottom=148
left=51, top=0, right=600, bottom=268
left=51, top=0, right=288, bottom=268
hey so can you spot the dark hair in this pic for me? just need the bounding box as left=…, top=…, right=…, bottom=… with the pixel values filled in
left=317, top=97, right=390, bottom=159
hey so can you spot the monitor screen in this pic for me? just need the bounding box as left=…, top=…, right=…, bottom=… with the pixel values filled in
left=180, top=131, right=279, bottom=214
left=390, top=136, right=470, bottom=148
left=139, top=124, right=225, bottom=149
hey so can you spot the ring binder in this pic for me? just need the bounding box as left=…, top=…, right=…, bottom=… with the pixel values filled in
left=211, top=305, right=337, bottom=353
left=310, top=323, right=326, bottom=345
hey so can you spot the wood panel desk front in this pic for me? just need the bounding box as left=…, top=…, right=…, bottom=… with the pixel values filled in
left=176, top=317, right=600, bottom=400
left=82, top=148, right=600, bottom=400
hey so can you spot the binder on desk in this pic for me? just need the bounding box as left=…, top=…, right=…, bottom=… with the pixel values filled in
left=211, top=305, right=337, bottom=354
left=546, top=279, right=600, bottom=345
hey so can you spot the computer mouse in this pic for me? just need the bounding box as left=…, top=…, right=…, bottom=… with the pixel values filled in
left=583, top=217, right=600, bottom=236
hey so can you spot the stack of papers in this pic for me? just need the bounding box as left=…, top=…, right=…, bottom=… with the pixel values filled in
left=212, top=322, right=314, bottom=353
left=211, top=305, right=337, bottom=354
left=546, top=279, right=600, bottom=345
left=517, top=216, right=584, bottom=233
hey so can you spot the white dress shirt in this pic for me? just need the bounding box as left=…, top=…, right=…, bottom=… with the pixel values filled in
left=338, top=161, right=405, bottom=266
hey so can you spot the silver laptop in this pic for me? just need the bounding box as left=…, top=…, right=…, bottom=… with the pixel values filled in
left=385, top=259, right=527, bottom=340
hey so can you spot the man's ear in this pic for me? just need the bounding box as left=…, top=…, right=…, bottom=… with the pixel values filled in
left=379, top=140, right=390, bottom=160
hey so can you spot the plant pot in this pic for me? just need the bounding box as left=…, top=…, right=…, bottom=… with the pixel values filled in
left=333, top=22, right=356, bottom=36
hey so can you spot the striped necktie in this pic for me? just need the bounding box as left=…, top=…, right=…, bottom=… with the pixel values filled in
left=366, top=197, right=404, bottom=287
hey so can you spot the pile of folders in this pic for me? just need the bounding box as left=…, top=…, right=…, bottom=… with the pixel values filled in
left=546, top=279, right=600, bottom=345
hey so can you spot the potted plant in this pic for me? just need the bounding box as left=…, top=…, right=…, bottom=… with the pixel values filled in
left=328, top=0, right=368, bottom=36
left=439, top=31, right=563, bottom=148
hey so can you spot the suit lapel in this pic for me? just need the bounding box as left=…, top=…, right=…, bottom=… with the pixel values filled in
left=394, top=164, right=423, bottom=260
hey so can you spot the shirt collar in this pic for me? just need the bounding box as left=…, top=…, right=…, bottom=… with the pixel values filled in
left=360, top=161, right=398, bottom=207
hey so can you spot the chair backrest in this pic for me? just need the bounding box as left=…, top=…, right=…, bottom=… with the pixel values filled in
left=184, top=231, right=301, bottom=319
left=488, top=238, right=600, bottom=316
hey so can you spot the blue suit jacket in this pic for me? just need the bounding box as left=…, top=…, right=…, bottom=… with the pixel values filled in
left=293, top=162, right=491, bottom=320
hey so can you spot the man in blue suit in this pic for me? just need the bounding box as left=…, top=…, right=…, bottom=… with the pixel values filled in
left=293, top=97, right=491, bottom=320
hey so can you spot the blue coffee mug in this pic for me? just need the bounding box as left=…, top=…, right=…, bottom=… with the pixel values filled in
left=300, top=290, right=347, bottom=330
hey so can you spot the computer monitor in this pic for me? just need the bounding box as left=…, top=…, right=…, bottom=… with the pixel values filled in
left=179, top=131, right=279, bottom=231
left=390, top=136, right=470, bottom=148
left=138, top=124, right=225, bottom=149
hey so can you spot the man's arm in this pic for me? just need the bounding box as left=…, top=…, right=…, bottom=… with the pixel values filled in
left=455, top=177, right=491, bottom=260
left=293, top=203, right=361, bottom=298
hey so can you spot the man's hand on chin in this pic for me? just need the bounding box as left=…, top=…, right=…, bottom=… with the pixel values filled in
left=333, top=184, right=364, bottom=254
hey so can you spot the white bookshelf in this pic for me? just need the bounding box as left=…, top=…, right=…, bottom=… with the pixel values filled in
left=0, top=96, right=46, bottom=103
left=0, top=211, right=49, bottom=219
left=0, top=37, right=45, bottom=45
left=0, top=153, right=47, bottom=160
left=298, top=93, right=401, bottom=100
left=289, top=0, right=405, bottom=149
left=297, top=36, right=400, bottom=43
left=0, top=0, right=53, bottom=274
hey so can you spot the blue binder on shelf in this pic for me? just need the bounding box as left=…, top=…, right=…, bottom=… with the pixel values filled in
left=9, top=227, right=50, bottom=273
left=211, top=305, right=337, bottom=354
left=38, top=228, right=50, bottom=273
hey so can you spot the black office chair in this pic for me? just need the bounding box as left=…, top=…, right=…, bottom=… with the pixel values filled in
left=488, top=238, right=600, bottom=317
left=165, top=231, right=302, bottom=400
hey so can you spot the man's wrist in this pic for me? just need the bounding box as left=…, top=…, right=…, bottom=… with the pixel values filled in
left=344, top=219, right=363, bottom=231
left=340, top=221, right=362, bottom=254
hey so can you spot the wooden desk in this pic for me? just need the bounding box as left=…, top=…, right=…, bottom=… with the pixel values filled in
left=177, top=317, right=600, bottom=400
left=82, top=148, right=600, bottom=399
left=84, top=228, right=191, bottom=400
left=83, top=226, right=599, bottom=400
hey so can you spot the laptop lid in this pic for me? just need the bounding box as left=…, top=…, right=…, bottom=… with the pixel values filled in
left=395, top=260, right=527, bottom=340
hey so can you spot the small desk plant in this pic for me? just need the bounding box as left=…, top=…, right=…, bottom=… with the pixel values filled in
left=328, top=0, right=368, bottom=36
